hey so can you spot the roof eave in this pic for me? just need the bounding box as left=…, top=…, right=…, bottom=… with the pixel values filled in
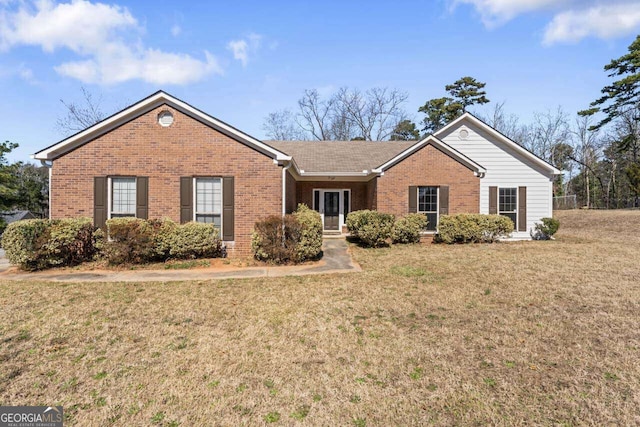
left=33, top=91, right=290, bottom=162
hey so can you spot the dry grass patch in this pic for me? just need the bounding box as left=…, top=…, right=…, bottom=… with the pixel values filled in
left=1, top=210, right=639, bottom=425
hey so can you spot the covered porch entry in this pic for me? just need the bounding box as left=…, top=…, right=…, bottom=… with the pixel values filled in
left=286, top=178, right=377, bottom=233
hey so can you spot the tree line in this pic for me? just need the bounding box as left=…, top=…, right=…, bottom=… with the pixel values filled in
left=263, top=34, right=640, bottom=208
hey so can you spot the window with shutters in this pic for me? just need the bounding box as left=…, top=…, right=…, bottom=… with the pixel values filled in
left=417, top=186, right=438, bottom=231
left=195, top=177, right=222, bottom=228
left=110, top=177, right=136, bottom=218
left=499, top=187, right=517, bottom=226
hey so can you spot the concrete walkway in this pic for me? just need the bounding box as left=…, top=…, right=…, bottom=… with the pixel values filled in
left=0, top=238, right=360, bottom=283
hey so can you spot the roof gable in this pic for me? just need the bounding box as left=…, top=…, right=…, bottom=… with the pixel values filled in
left=373, top=135, right=486, bottom=176
left=434, top=112, right=561, bottom=175
left=34, top=91, right=291, bottom=162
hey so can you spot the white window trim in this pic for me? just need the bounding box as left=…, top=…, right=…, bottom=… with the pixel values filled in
left=192, top=177, right=223, bottom=232
left=313, top=188, right=351, bottom=231
left=417, top=186, right=439, bottom=232
left=498, top=187, right=518, bottom=226
left=108, top=176, right=137, bottom=219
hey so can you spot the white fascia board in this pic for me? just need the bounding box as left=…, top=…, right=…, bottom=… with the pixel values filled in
left=434, top=112, right=562, bottom=175
left=33, top=91, right=291, bottom=162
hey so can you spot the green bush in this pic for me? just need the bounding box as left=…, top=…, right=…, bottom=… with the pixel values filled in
left=0, top=218, right=7, bottom=237
left=1, top=218, right=96, bottom=270
left=392, top=213, right=428, bottom=244
left=435, top=214, right=513, bottom=244
left=293, top=204, right=323, bottom=261
left=252, top=215, right=302, bottom=264
left=166, top=222, right=222, bottom=259
left=531, top=217, right=560, bottom=240
left=346, top=210, right=395, bottom=247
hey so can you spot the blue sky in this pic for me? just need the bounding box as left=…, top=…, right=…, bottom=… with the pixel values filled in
left=1, top=0, right=640, bottom=162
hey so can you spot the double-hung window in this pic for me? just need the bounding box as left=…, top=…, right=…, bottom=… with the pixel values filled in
left=418, top=186, right=438, bottom=231
left=195, top=177, right=222, bottom=228
left=110, top=177, right=136, bottom=218
left=499, top=187, right=517, bottom=226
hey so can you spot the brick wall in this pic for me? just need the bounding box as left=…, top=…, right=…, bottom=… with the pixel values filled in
left=377, top=143, right=480, bottom=216
left=50, top=105, right=283, bottom=256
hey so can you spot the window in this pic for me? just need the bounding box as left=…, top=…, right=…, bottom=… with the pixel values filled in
left=195, top=178, right=222, bottom=228
left=499, top=187, right=517, bottom=226
left=418, top=186, right=438, bottom=231
left=111, top=177, right=136, bottom=218
left=343, top=190, right=350, bottom=217
left=313, top=190, right=320, bottom=212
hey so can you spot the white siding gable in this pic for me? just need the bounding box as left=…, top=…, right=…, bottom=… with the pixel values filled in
left=437, top=120, right=555, bottom=238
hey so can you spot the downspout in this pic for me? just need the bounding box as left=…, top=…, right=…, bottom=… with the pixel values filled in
left=282, top=161, right=292, bottom=216
left=281, top=161, right=293, bottom=247
left=40, top=160, right=53, bottom=219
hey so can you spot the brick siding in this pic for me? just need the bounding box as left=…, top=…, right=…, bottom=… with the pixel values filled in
left=50, top=105, right=283, bottom=256
left=376, top=143, right=480, bottom=216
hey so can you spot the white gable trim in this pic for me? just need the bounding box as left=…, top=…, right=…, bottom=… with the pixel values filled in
left=434, top=112, right=561, bottom=175
left=372, top=135, right=486, bottom=176
left=33, top=91, right=291, bottom=162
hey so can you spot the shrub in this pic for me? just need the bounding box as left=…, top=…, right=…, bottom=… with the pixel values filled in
left=435, top=214, right=513, bottom=244
left=252, top=215, right=302, bottom=263
left=1, top=218, right=96, bottom=270
left=0, top=218, right=6, bottom=237
left=166, top=222, right=222, bottom=259
left=346, top=210, right=395, bottom=247
left=392, top=213, right=428, bottom=244
left=531, top=217, right=560, bottom=240
left=40, top=218, right=96, bottom=267
left=293, top=204, right=323, bottom=261
left=104, top=217, right=159, bottom=264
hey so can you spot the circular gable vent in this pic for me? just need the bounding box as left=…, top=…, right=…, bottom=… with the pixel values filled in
left=158, top=111, right=174, bottom=127
left=459, top=128, right=469, bottom=140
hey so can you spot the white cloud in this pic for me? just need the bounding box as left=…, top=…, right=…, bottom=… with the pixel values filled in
left=452, top=0, right=568, bottom=27
left=0, top=0, right=222, bottom=85
left=543, top=3, right=640, bottom=44
left=227, top=32, right=263, bottom=67
left=171, top=24, right=181, bottom=37
left=451, top=0, right=640, bottom=44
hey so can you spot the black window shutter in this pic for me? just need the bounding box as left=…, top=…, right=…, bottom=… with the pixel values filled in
left=489, top=186, right=498, bottom=214
left=222, top=177, right=235, bottom=241
left=408, top=186, right=417, bottom=213
left=136, top=177, right=149, bottom=219
left=439, top=186, right=449, bottom=215
left=518, top=186, right=527, bottom=232
left=94, top=177, right=107, bottom=229
left=180, top=177, right=193, bottom=224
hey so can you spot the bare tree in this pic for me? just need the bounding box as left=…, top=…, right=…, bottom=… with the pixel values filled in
left=263, top=110, right=305, bottom=140
left=528, top=107, right=571, bottom=163
left=569, top=115, right=603, bottom=207
left=267, top=86, right=410, bottom=141
left=478, top=101, right=526, bottom=144
left=56, top=87, right=106, bottom=136
left=335, top=87, right=409, bottom=141
left=297, top=89, right=335, bottom=140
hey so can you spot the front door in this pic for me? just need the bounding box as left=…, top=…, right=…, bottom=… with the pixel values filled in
left=323, top=191, right=340, bottom=230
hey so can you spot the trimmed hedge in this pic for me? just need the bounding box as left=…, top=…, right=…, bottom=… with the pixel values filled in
left=1, top=218, right=96, bottom=270
left=392, top=213, right=428, bottom=244
left=531, top=217, right=560, bottom=240
left=435, top=214, right=513, bottom=244
left=346, top=210, right=395, bottom=247
left=103, top=217, right=223, bottom=264
left=293, top=204, right=323, bottom=261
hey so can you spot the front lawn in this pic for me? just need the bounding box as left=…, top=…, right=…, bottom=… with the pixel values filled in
left=1, top=210, right=639, bottom=425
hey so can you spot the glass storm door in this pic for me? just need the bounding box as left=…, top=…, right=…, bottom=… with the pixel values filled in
left=323, top=191, right=340, bottom=230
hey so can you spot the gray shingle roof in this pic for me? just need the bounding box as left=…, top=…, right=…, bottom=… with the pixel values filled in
left=266, top=140, right=417, bottom=173
left=0, top=210, right=36, bottom=224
